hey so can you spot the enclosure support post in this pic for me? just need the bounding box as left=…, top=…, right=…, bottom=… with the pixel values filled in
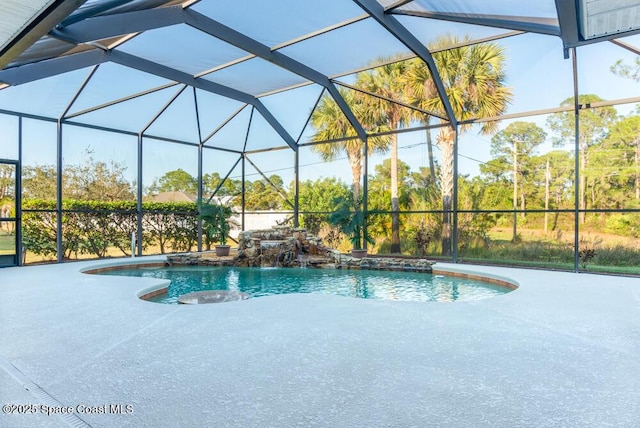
left=16, top=116, right=23, bottom=266
left=363, top=136, right=369, bottom=251
left=241, top=153, right=245, bottom=231
left=572, top=47, right=580, bottom=273
left=452, top=128, right=459, bottom=263
left=197, top=143, right=203, bottom=252
left=137, top=134, right=143, bottom=256
left=294, top=149, right=299, bottom=227
left=56, top=120, right=63, bottom=263
left=194, top=87, right=203, bottom=252
left=512, top=139, right=518, bottom=243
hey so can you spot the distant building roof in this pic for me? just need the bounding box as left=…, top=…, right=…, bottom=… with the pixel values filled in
left=148, top=191, right=196, bottom=203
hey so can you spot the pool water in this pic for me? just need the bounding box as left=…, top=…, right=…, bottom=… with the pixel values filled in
left=103, top=266, right=512, bottom=304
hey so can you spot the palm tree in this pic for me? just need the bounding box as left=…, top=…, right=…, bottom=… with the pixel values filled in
left=356, top=61, right=414, bottom=253
left=309, top=88, right=390, bottom=207
left=404, top=35, right=513, bottom=255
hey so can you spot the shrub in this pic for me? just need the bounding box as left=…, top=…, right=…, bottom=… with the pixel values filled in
left=22, top=199, right=199, bottom=258
left=606, top=214, right=640, bottom=238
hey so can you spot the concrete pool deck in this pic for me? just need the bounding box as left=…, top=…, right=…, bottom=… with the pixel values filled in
left=1, top=257, right=639, bottom=427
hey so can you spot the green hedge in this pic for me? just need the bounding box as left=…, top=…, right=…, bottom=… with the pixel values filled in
left=22, top=199, right=205, bottom=259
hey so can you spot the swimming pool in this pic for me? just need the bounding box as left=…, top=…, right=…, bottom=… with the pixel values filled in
left=101, top=266, right=514, bottom=304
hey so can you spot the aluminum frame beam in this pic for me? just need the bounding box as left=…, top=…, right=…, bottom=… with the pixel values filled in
left=245, top=155, right=295, bottom=209
left=59, top=0, right=139, bottom=28
left=384, top=0, right=414, bottom=12
left=66, top=82, right=179, bottom=119
left=271, top=15, right=369, bottom=50
left=611, top=39, right=640, bottom=56
left=183, top=9, right=368, bottom=142
left=0, top=49, right=108, bottom=85
left=109, top=50, right=297, bottom=150
left=390, top=10, right=560, bottom=37
left=554, top=0, right=580, bottom=57
left=50, top=5, right=184, bottom=43
left=353, top=0, right=457, bottom=128
left=334, top=80, right=447, bottom=120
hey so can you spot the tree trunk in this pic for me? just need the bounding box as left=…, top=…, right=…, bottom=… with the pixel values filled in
left=635, top=139, right=640, bottom=200
left=390, top=133, right=401, bottom=253
left=426, top=120, right=436, bottom=183
left=579, top=147, right=587, bottom=224
left=439, top=127, right=455, bottom=256
left=347, top=150, right=362, bottom=207
left=347, top=149, right=363, bottom=249
left=544, top=159, right=550, bottom=234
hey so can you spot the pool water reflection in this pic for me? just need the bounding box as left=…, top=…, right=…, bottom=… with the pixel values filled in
left=103, top=266, right=513, bottom=304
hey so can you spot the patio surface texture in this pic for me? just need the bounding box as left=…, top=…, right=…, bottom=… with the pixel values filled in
left=1, top=257, right=639, bottom=427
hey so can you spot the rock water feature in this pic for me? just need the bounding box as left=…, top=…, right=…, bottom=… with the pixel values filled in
left=166, top=226, right=435, bottom=273
left=236, top=227, right=325, bottom=267
left=167, top=227, right=332, bottom=268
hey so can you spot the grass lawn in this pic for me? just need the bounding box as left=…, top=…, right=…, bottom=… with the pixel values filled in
left=0, top=232, right=15, bottom=255
left=23, top=244, right=172, bottom=264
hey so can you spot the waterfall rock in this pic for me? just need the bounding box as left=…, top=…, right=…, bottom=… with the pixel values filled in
left=166, top=226, right=434, bottom=273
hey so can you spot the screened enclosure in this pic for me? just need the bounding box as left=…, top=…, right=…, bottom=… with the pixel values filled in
left=1, top=0, right=640, bottom=274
